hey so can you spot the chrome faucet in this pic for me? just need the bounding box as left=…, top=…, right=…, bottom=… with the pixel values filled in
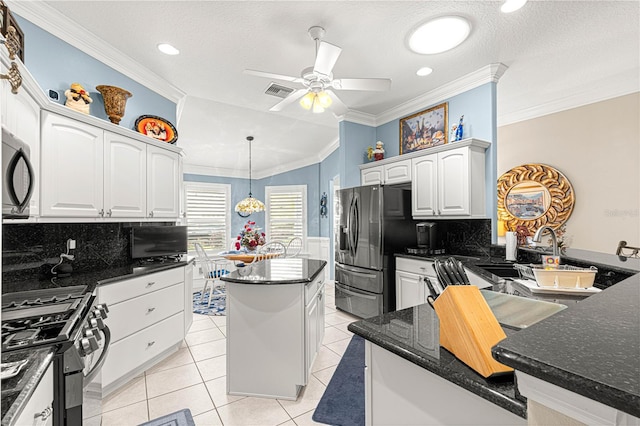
left=533, top=226, right=559, bottom=256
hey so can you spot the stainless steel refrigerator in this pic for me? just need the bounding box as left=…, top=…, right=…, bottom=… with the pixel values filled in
left=335, top=184, right=418, bottom=318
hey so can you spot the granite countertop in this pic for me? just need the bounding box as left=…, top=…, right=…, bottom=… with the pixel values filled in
left=221, top=258, right=326, bottom=285
left=1, top=259, right=191, bottom=295
left=493, top=274, right=640, bottom=418
left=348, top=305, right=527, bottom=418
left=1, top=347, right=55, bottom=426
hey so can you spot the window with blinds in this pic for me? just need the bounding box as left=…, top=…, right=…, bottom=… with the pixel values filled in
left=265, top=185, right=307, bottom=247
left=184, top=183, right=230, bottom=252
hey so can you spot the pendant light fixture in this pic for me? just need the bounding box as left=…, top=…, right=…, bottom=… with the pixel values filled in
left=234, top=136, right=265, bottom=215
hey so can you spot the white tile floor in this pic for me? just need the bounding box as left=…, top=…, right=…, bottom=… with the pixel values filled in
left=100, top=281, right=360, bottom=425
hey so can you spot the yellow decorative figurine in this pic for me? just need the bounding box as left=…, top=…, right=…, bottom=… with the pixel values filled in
left=64, top=83, right=93, bottom=115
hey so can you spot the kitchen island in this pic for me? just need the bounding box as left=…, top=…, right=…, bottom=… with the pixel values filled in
left=351, top=248, right=639, bottom=425
left=221, top=258, right=326, bottom=400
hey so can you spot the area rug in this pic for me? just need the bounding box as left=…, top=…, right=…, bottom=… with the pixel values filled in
left=138, top=408, right=195, bottom=426
left=313, top=335, right=365, bottom=426
left=193, top=287, right=226, bottom=316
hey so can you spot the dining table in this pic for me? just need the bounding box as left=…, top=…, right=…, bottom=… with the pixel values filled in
left=223, top=252, right=281, bottom=263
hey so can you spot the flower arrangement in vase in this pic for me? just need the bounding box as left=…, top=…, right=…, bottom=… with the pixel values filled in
left=235, top=220, right=266, bottom=251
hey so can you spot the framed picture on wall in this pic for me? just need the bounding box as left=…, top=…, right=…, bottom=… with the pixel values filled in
left=399, top=102, right=448, bottom=154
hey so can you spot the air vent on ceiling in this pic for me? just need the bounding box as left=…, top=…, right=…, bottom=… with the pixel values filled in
left=265, top=83, right=294, bottom=99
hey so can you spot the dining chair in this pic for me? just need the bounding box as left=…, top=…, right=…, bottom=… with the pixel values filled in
left=255, top=241, right=287, bottom=262
left=285, top=237, right=303, bottom=257
left=194, top=242, right=230, bottom=306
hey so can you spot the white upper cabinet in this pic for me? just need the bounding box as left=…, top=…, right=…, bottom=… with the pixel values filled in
left=361, top=165, right=384, bottom=185
left=147, top=144, right=181, bottom=218
left=41, top=111, right=181, bottom=220
left=360, top=159, right=412, bottom=186
left=411, top=140, right=489, bottom=219
left=104, top=131, right=147, bottom=218
left=41, top=112, right=104, bottom=217
left=411, top=154, right=438, bottom=217
left=384, top=159, right=412, bottom=184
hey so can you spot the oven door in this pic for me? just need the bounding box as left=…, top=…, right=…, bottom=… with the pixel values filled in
left=81, top=326, right=111, bottom=426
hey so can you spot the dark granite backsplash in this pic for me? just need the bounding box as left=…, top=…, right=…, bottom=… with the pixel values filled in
left=439, top=218, right=492, bottom=258
left=2, top=222, right=173, bottom=283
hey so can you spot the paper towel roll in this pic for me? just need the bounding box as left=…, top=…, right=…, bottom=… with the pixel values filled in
left=506, top=232, right=517, bottom=261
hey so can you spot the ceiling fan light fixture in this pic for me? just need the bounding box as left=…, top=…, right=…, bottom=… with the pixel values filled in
left=234, top=136, right=265, bottom=215
left=408, top=16, right=471, bottom=54
left=312, top=103, right=325, bottom=114
left=299, top=92, right=316, bottom=109
left=416, top=67, right=433, bottom=77
left=316, top=91, right=332, bottom=108
left=501, top=0, right=528, bottom=13
left=157, top=43, right=180, bottom=55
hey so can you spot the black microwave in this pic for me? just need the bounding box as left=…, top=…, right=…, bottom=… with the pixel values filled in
left=2, top=126, right=34, bottom=219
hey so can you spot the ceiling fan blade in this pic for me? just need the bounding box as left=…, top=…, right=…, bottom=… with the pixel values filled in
left=269, top=89, right=308, bottom=112
left=325, top=90, right=348, bottom=117
left=313, top=41, right=342, bottom=76
left=244, top=69, right=303, bottom=84
left=331, top=78, right=391, bottom=91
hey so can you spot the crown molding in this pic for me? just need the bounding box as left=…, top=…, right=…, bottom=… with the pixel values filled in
left=376, top=63, right=508, bottom=126
left=343, top=110, right=377, bottom=127
left=183, top=163, right=248, bottom=179
left=498, top=87, right=640, bottom=127
left=317, top=137, right=340, bottom=162
left=7, top=1, right=186, bottom=104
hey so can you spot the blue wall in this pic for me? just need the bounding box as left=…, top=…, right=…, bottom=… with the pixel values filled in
left=340, top=83, right=498, bottom=236
left=15, top=15, right=176, bottom=130
left=338, top=121, right=377, bottom=188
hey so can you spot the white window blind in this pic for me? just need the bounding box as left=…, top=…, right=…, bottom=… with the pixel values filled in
left=184, top=183, right=230, bottom=252
left=265, top=185, right=306, bottom=247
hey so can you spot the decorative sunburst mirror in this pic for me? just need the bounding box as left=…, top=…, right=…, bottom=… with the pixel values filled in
left=497, top=163, right=575, bottom=235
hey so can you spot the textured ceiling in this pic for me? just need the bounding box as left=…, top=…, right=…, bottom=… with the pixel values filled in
left=23, top=1, right=640, bottom=176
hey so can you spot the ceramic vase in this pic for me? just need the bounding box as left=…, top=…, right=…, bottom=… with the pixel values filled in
left=96, top=85, right=132, bottom=125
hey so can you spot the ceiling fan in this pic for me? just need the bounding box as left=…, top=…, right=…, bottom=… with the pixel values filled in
left=244, top=26, right=392, bottom=116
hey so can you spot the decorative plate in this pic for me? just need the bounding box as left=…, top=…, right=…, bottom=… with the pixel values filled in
left=134, top=115, right=178, bottom=144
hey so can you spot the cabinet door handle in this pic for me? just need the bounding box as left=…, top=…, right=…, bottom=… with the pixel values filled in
left=147, top=341, right=156, bottom=347
left=98, top=209, right=104, bottom=217
left=146, top=281, right=156, bottom=287
left=147, top=307, right=156, bottom=313
left=149, top=211, right=154, bottom=217
left=107, top=209, right=112, bottom=217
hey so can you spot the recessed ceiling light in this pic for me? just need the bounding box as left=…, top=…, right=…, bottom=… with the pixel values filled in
left=416, top=67, right=433, bottom=77
left=408, top=16, right=471, bottom=55
left=501, top=0, right=528, bottom=13
left=157, top=43, right=180, bottom=55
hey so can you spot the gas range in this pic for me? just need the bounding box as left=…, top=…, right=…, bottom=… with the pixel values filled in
left=1, top=284, right=111, bottom=425
left=1, top=286, right=92, bottom=353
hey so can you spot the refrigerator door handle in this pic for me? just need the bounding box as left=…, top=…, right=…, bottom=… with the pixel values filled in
left=335, top=264, right=378, bottom=278
left=351, top=197, right=359, bottom=257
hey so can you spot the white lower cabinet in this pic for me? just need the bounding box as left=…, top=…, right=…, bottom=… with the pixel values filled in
left=13, top=363, right=53, bottom=426
left=184, top=263, right=194, bottom=334
left=395, top=257, right=440, bottom=310
left=305, top=276, right=325, bottom=377
left=365, top=341, right=525, bottom=425
left=227, top=267, right=326, bottom=399
left=99, top=267, right=187, bottom=394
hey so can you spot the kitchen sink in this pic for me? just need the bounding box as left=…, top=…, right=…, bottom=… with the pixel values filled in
left=474, top=263, right=521, bottom=278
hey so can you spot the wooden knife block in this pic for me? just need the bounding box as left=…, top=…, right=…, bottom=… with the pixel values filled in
left=432, top=285, right=513, bottom=378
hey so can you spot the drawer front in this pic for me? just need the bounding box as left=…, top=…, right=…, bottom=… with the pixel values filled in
left=99, top=267, right=184, bottom=306
left=396, top=257, right=435, bottom=276
left=103, top=311, right=184, bottom=388
left=335, top=263, right=383, bottom=293
left=106, top=283, right=184, bottom=342
left=305, top=268, right=326, bottom=304
left=335, top=282, right=383, bottom=319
